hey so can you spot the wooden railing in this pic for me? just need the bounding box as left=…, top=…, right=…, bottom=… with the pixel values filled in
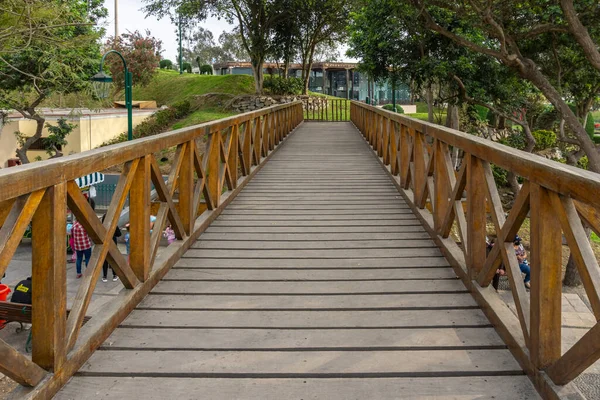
left=0, top=101, right=303, bottom=398
left=302, top=98, right=350, bottom=121
left=351, top=101, right=600, bottom=398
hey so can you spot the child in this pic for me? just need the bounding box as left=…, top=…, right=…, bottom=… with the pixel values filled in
left=71, top=219, right=92, bottom=278
left=164, top=225, right=176, bottom=245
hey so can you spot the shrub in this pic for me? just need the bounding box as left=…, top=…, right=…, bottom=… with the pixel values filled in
left=578, top=156, right=589, bottom=170
left=491, top=164, right=509, bottom=187
left=263, top=76, right=303, bottom=95
left=100, top=100, right=194, bottom=146
left=473, top=105, right=488, bottom=121
left=499, top=131, right=526, bottom=150
left=382, top=104, right=405, bottom=113
left=531, top=129, right=557, bottom=150
left=200, top=64, right=213, bottom=75
left=182, top=62, right=192, bottom=73
left=159, top=59, right=173, bottom=69
left=585, top=113, right=595, bottom=138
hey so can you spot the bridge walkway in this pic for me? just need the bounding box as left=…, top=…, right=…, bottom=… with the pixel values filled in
left=56, top=122, right=539, bottom=399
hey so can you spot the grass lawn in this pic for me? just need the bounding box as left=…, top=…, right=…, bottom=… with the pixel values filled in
left=132, top=70, right=255, bottom=106
left=410, top=112, right=447, bottom=124
left=171, top=108, right=238, bottom=130
left=304, top=93, right=351, bottom=121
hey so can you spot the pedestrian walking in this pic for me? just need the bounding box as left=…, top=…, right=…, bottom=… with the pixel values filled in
left=101, top=214, right=122, bottom=282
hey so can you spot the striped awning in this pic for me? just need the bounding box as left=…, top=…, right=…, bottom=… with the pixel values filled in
left=75, top=172, right=105, bottom=188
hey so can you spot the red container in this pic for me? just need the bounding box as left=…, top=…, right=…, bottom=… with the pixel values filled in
left=0, top=284, right=10, bottom=301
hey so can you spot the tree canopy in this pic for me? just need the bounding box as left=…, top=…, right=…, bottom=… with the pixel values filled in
left=0, top=0, right=105, bottom=163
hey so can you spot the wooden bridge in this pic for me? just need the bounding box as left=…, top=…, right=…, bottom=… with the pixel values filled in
left=1, top=101, right=599, bottom=399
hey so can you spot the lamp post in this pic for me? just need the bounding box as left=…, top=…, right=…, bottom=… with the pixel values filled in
left=91, top=50, right=133, bottom=141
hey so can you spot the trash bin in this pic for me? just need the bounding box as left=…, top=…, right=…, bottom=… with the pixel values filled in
left=0, top=284, right=10, bottom=301
left=0, top=284, right=10, bottom=328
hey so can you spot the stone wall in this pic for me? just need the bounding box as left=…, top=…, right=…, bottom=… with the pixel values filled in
left=231, top=95, right=336, bottom=113
left=231, top=95, right=303, bottom=113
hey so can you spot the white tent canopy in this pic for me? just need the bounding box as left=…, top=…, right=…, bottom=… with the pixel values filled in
left=75, top=172, right=104, bottom=189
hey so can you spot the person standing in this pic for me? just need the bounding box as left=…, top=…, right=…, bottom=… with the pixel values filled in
left=513, top=235, right=531, bottom=289
left=71, top=219, right=93, bottom=279
left=101, top=214, right=121, bottom=282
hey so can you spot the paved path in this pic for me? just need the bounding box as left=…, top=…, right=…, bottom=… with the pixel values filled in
left=56, top=123, right=539, bottom=399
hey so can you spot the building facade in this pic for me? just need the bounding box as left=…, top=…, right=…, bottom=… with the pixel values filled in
left=213, top=62, right=411, bottom=104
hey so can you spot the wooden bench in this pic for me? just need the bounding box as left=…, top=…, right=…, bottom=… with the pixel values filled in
left=0, top=301, right=91, bottom=352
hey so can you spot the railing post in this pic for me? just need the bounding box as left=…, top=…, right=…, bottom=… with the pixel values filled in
left=130, top=155, right=151, bottom=281
left=466, top=154, right=487, bottom=279
left=206, top=131, right=221, bottom=207
left=530, top=183, right=562, bottom=368
left=31, top=183, right=67, bottom=371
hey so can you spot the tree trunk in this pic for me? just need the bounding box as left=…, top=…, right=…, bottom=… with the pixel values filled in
left=303, top=61, right=314, bottom=95
left=445, top=104, right=459, bottom=129
left=563, top=254, right=583, bottom=287
left=251, top=56, right=264, bottom=94
left=15, top=114, right=45, bottom=164
left=426, top=87, right=434, bottom=123
left=521, top=61, right=600, bottom=173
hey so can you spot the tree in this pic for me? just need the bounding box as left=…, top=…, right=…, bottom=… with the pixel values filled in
left=406, top=0, right=600, bottom=173
left=104, top=30, right=162, bottom=91
left=218, top=29, right=249, bottom=62
left=44, top=118, right=77, bottom=158
left=184, top=26, right=221, bottom=66
left=294, top=0, right=351, bottom=94
left=0, top=0, right=105, bottom=164
left=143, top=0, right=281, bottom=94
left=160, top=59, right=173, bottom=69
left=200, top=64, right=213, bottom=74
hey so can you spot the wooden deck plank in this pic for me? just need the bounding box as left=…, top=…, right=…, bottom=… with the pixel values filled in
left=175, top=257, right=450, bottom=268
left=164, top=267, right=458, bottom=280
left=192, top=239, right=437, bottom=249
left=150, top=280, right=466, bottom=294
left=101, top=327, right=503, bottom=349
left=198, top=232, right=432, bottom=241
left=55, top=376, right=540, bottom=400
left=121, top=309, right=491, bottom=328
left=205, top=225, right=427, bottom=233
left=79, top=349, right=521, bottom=375
left=137, top=293, right=475, bottom=309
left=183, top=248, right=442, bottom=259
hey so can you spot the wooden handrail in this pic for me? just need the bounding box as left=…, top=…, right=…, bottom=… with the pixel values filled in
left=0, top=101, right=303, bottom=397
left=351, top=100, right=600, bottom=396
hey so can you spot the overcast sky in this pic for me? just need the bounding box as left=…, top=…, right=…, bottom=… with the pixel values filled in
left=100, top=0, right=235, bottom=61
left=100, top=0, right=353, bottom=63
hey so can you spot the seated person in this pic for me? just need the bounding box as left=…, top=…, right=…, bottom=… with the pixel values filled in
left=513, top=235, right=531, bottom=289
left=11, top=276, right=32, bottom=305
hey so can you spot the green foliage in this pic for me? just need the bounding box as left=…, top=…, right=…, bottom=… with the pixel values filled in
left=382, top=104, right=404, bottom=113
left=131, top=70, right=255, bottom=106
left=534, top=107, right=558, bottom=131
left=585, top=113, right=595, bottom=139
left=44, top=118, right=77, bottom=157
left=263, top=76, right=304, bottom=95
left=102, top=100, right=194, bottom=145
left=160, top=59, right=173, bottom=69
left=499, top=132, right=526, bottom=151
left=0, top=0, right=104, bottom=163
left=473, top=105, right=488, bottom=121
left=491, top=164, right=509, bottom=187
left=578, top=156, right=589, bottom=170
left=200, top=65, right=213, bottom=75
left=182, top=62, right=192, bottom=73
left=531, top=129, right=557, bottom=150
left=104, top=30, right=162, bottom=91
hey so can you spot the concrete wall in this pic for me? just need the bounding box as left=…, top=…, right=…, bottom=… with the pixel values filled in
left=0, top=111, right=153, bottom=167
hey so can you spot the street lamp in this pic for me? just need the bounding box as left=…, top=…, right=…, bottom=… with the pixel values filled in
left=91, top=50, right=133, bottom=141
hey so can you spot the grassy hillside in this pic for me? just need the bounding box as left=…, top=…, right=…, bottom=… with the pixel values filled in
left=132, top=70, right=255, bottom=106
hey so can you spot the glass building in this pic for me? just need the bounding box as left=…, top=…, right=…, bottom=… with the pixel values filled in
left=213, top=62, right=411, bottom=104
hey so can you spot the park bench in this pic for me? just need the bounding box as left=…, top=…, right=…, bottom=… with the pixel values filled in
left=0, top=301, right=91, bottom=352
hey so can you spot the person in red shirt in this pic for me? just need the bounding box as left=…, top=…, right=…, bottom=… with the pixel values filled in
left=71, top=219, right=92, bottom=278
